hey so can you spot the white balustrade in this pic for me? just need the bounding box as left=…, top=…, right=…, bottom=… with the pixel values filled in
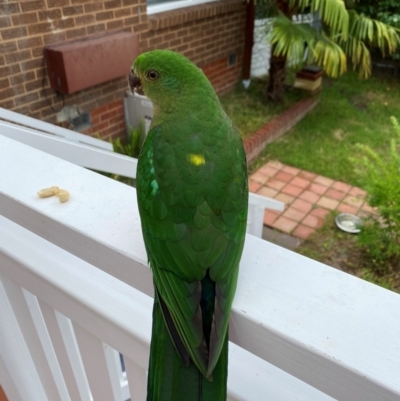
left=1, top=135, right=400, bottom=401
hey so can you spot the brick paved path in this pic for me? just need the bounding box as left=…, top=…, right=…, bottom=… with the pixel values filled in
left=249, top=161, right=374, bottom=240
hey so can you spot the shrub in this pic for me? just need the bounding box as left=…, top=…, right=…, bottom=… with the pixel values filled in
left=351, top=116, right=400, bottom=272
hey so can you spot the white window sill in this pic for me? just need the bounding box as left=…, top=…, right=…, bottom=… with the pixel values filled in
left=147, top=0, right=217, bottom=15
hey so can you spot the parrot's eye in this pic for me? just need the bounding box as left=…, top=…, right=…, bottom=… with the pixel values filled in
left=146, top=70, right=159, bottom=81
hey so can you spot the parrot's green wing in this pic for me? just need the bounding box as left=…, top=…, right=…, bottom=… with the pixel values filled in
left=137, top=119, right=248, bottom=378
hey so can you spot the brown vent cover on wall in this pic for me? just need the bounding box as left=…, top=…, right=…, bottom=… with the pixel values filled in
left=45, top=31, right=139, bottom=95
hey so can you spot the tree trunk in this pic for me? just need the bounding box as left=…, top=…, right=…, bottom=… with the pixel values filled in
left=266, top=0, right=292, bottom=102
left=266, top=51, right=287, bottom=102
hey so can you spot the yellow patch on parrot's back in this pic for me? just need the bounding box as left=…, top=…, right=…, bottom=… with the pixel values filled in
left=188, top=154, right=205, bottom=166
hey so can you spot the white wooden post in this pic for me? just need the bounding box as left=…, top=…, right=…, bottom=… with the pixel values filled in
left=38, top=300, right=90, bottom=401
left=0, top=277, right=49, bottom=401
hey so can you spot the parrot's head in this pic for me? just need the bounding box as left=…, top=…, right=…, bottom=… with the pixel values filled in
left=129, top=50, right=216, bottom=111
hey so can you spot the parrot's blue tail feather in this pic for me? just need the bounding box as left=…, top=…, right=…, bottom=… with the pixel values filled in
left=146, top=291, right=228, bottom=401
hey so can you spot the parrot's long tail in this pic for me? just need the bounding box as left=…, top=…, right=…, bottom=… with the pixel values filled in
left=146, top=293, right=228, bottom=401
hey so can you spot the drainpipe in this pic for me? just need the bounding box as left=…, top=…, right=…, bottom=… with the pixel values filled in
left=242, top=0, right=255, bottom=89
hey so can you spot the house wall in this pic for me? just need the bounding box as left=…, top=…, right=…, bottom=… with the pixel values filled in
left=0, top=0, right=246, bottom=141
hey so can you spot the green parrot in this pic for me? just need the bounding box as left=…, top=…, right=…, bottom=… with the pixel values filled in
left=129, top=50, right=248, bottom=401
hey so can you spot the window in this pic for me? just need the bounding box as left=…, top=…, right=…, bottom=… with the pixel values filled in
left=147, top=0, right=217, bottom=15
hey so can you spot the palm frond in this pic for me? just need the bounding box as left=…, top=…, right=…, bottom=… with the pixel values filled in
left=289, top=0, right=349, bottom=35
left=313, top=33, right=347, bottom=77
left=270, top=13, right=317, bottom=67
left=347, top=10, right=400, bottom=55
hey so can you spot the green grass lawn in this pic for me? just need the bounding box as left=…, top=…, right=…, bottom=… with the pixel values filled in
left=254, top=72, right=400, bottom=187
left=219, top=77, right=302, bottom=139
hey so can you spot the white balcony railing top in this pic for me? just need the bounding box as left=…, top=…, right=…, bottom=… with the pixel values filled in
left=1, top=134, right=400, bottom=401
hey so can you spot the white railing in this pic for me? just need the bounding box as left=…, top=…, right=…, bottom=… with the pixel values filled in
left=0, top=108, right=284, bottom=238
left=1, top=135, right=400, bottom=401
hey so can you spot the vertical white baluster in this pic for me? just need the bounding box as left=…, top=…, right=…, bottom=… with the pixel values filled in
left=0, top=277, right=49, bottom=401
left=22, top=289, right=71, bottom=401
left=124, top=358, right=147, bottom=401
left=103, top=345, right=126, bottom=401
left=0, top=352, right=23, bottom=401
left=72, top=322, right=119, bottom=401
left=38, top=300, right=92, bottom=401
left=55, top=311, right=93, bottom=401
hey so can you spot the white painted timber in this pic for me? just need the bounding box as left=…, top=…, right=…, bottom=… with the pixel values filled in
left=1, top=136, right=400, bottom=400
left=38, top=301, right=89, bottom=401
left=0, top=118, right=282, bottom=238
left=0, top=215, right=335, bottom=401
left=0, top=120, right=137, bottom=178
left=0, top=107, right=112, bottom=151
left=0, top=277, right=49, bottom=401
left=0, top=276, right=63, bottom=401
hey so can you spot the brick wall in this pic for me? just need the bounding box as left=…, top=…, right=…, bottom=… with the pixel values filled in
left=0, top=0, right=246, bottom=141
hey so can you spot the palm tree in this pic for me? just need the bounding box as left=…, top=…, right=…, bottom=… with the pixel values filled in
left=252, top=0, right=400, bottom=101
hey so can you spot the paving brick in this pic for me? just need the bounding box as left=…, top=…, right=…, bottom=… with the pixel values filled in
left=337, top=203, right=358, bottom=215
left=248, top=180, right=261, bottom=193
left=250, top=171, right=269, bottom=185
left=298, top=170, right=317, bottom=181
left=343, top=195, right=364, bottom=208
left=361, top=203, right=377, bottom=215
left=275, top=171, right=294, bottom=182
left=263, top=210, right=280, bottom=227
left=302, top=214, right=323, bottom=229
left=293, top=224, right=315, bottom=239
left=331, top=181, right=351, bottom=193
left=314, top=175, right=334, bottom=187
left=259, top=164, right=278, bottom=177
left=290, top=176, right=310, bottom=189
left=266, top=178, right=286, bottom=191
left=282, top=165, right=300, bottom=175
left=317, top=196, right=339, bottom=210
left=257, top=186, right=278, bottom=198
left=268, top=160, right=284, bottom=169
left=291, top=198, right=313, bottom=213
left=348, top=187, right=367, bottom=197
left=282, top=207, right=307, bottom=222
left=274, top=192, right=295, bottom=206
left=273, top=216, right=298, bottom=234
left=308, top=183, right=328, bottom=195
left=298, top=190, right=320, bottom=204
left=325, top=188, right=346, bottom=201
left=281, top=184, right=303, bottom=197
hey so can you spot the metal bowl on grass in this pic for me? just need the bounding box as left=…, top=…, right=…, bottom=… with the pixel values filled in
left=335, top=213, right=363, bottom=234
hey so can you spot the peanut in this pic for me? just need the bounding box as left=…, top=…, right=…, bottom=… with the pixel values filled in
left=37, top=186, right=59, bottom=198
left=57, top=189, right=70, bottom=203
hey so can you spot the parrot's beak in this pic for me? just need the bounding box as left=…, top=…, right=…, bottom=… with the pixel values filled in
left=129, top=70, right=144, bottom=95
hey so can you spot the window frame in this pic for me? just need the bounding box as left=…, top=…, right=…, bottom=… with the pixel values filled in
left=147, top=0, right=217, bottom=15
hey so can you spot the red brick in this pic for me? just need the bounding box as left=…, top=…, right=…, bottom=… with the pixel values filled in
left=325, top=188, right=346, bottom=201
left=275, top=171, right=294, bottom=183
left=317, top=196, right=339, bottom=210
left=291, top=198, right=313, bottom=213
left=298, top=190, right=320, bottom=204
left=248, top=180, right=261, bottom=193
left=314, top=175, right=334, bottom=187
left=282, top=165, right=300, bottom=175
left=290, top=176, right=310, bottom=189
left=310, top=207, right=330, bottom=219
left=273, top=216, right=298, bottom=234
left=302, top=214, right=323, bottom=229
left=257, top=187, right=278, bottom=198
left=308, top=183, right=328, bottom=195
left=348, top=187, right=367, bottom=197
left=293, top=224, right=315, bottom=240
left=21, top=0, right=46, bottom=12
left=282, top=207, right=307, bottom=222
left=337, top=203, right=358, bottom=215
left=1, top=26, right=28, bottom=40
left=281, top=184, right=303, bottom=197
left=250, top=171, right=269, bottom=185
left=263, top=210, right=280, bottom=227
left=266, top=178, right=286, bottom=191
left=331, top=181, right=351, bottom=193
left=298, top=170, right=317, bottom=181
